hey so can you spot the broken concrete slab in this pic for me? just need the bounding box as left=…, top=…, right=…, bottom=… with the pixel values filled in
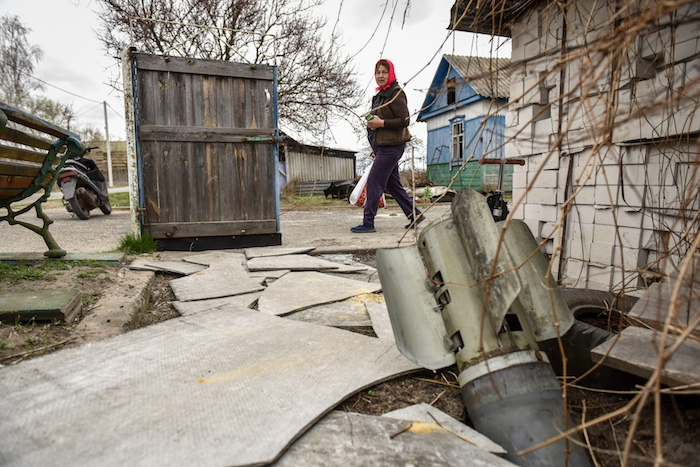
left=285, top=300, right=372, bottom=327
left=0, top=307, right=419, bottom=467
left=181, top=251, right=245, bottom=266
left=0, top=289, right=81, bottom=324
left=172, top=292, right=262, bottom=316
left=318, top=253, right=377, bottom=274
left=248, top=269, right=290, bottom=285
left=128, top=257, right=208, bottom=276
left=591, top=325, right=700, bottom=387
left=246, top=254, right=343, bottom=272
left=382, top=403, right=507, bottom=455
left=364, top=302, right=394, bottom=341
left=73, top=269, right=155, bottom=342
left=244, top=246, right=316, bottom=259
left=273, top=411, right=516, bottom=466
left=257, top=271, right=382, bottom=316
left=169, top=255, right=264, bottom=302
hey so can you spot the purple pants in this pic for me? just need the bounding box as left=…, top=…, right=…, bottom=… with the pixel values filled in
left=363, top=143, right=421, bottom=227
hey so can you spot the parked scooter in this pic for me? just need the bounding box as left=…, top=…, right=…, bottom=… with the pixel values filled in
left=57, top=146, right=112, bottom=219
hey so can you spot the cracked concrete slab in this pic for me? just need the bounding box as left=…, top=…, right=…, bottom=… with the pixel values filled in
left=382, top=403, right=507, bottom=455
left=181, top=251, right=245, bottom=266
left=0, top=307, right=419, bottom=467
left=248, top=269, right=290, bottom=285
left=273, top=411, right=516, bottom=466
left=364, top=302, right=394, bottom=341
left=172, top=292, right=262, bottom=316
left=244, top=247, right=316, bottom=259
left=285, top=300, right=372, bottom=327
left=169, top=255, right=264, bottom=302
left=318, top=254, right=377, bottom=274
left=257, top=271, right=382, bottom=316
left=73, top=269, right=154, bottom=342
left=128, top=257, right=208, bottom=276
left=246, top=255, right=343, bottom=272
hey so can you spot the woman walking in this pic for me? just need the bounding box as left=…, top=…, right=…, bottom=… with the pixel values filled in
left=351, top=59, right=424, bottom=233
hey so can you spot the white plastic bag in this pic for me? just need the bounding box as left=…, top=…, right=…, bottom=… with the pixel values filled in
left=349, top=162, right=385, bottom=208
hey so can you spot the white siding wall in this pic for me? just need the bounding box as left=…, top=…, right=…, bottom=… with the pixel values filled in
left=508, top=0, right=700, bottom=294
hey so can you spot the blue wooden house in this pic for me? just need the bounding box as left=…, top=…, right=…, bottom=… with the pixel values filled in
left=418, top=55, right=512, bottom=192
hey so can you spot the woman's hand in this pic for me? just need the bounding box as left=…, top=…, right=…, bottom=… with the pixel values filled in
left=367, top=116, right=384, bottom=130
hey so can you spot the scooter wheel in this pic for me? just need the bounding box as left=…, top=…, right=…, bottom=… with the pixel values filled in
left=100, top=200, right=112, bottom=215
left=69, top=196, right=90, bottom=220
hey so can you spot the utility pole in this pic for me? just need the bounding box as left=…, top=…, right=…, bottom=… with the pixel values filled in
left=103, top=101, right=114, bottom=187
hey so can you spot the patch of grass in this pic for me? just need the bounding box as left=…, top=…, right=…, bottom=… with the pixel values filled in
left=82, top=293, right=100, bottom=306
left=72, top=260, right=104, bottom=268
left=76, top=269, right=108, bottom=279
left=38, top=260, right=72, bottom=271
left=117, top=231, right=159, bottom=254
left=24, top=336, right=41, bottom=347
left=109, top=191, right=130, bottom=207
left=0, top=263, right=57, bottom=284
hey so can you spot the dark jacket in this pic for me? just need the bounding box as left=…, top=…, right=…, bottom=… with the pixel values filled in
left=370, top=81, right=411, bottom=147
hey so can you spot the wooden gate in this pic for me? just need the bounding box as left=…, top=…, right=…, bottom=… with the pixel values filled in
left=126, top=52, right=281, bottom=250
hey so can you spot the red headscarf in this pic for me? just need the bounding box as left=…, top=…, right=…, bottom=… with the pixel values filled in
left=376, top=59, right=397, bottom=91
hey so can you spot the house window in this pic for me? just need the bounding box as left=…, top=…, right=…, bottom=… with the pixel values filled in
left=447, top=78, right=456, bottom=105
left=451, top=120, right=464, bottom=162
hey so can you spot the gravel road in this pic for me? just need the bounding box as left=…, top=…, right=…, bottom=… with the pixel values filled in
left=2, top=203, right=451, bottom=255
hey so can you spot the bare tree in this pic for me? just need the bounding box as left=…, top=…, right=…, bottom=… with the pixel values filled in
left=94, top=0, right=363, bottom=140
left=24, top=95, right=76, bottom=130
left=0, top=15, right=44, bottom=107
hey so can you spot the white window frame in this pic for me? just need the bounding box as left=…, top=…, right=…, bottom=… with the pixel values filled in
left=451, top=119, right=464, bottom=162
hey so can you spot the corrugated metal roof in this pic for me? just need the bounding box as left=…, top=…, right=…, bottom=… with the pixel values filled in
left=446, top=55, right=511, bottom=99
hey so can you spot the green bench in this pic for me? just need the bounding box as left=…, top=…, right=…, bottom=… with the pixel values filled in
left=0, top=103, right=85, bottom=258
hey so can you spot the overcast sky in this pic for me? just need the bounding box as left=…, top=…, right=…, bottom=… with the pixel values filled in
left=0, top=0, right=510, bottom=151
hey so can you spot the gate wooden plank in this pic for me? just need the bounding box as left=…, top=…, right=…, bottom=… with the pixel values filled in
left=148, top=220, right=277, bottom=237
left=202, top=74, right=217, bottom=127
left=139, top=125, right=275, bottom=142
left=204, top=143, right=219, bottom=220
left=135, top=53, right=274, bottom=80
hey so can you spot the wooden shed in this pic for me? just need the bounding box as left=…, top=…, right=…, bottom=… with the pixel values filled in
left=278, top=138, right=357, bottom=195
left=123, top=51, right=281, bottom=250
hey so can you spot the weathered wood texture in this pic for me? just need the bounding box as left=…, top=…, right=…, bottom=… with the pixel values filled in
left=133, top=54, right=278, bottom=239
left=591, top=325, right=700, bottom=387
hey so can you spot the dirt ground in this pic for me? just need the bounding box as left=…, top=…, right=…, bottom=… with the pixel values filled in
left=0, top=257, right=698, bottom=466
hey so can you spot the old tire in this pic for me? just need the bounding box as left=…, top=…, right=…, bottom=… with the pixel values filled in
left=560, top=287, right=638, bottom=319
left=69, top=196, right=90, bottom=220
left=100, top=199, right=112, bottom=215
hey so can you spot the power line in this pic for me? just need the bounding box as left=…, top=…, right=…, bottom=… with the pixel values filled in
left=25, top=70, right=103, bottom=105
left=0, top=59, right=114, bottom=106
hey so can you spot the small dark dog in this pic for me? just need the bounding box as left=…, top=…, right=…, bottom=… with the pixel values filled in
left=324, top=181, right=355, bottom=200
